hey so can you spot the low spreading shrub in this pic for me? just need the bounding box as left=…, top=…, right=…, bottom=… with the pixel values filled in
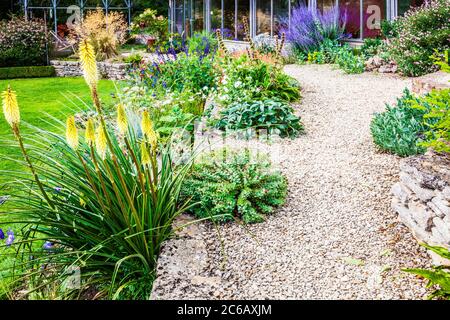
left=335, top=49, right=365, bottom=74
left=0, top=17, right=49, bottom=67
left=217, top=53, right=301, bottom=105
left=370, top=89, right=430, bottom=156
left=387, top=0, right=450, bottom=77
left=181, top=149, right=287, bottom=224
left=0, top=66, right=55, bottom=79
left=361, top=38, right=383, bottom=59
left=214, top=99, right=304, bottom=138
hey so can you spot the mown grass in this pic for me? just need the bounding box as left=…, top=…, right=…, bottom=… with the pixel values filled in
left=0, top=77, right=119, bottom=298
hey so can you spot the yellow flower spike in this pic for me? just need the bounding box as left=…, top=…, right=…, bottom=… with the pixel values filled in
left=95, top=125, right=108, bottom=160
left=66, top=116, right=79, bottom=150
left=140, top=141, right=150, bottom=166
left=1, top=85, right=20, bottom=128
left=79, top=39, right=98, bottom=89
left=141, top=110, right=158, bottom=150
left=117, top=104, right=128, bottom=135
left=85, top=118, right=95, bottom=146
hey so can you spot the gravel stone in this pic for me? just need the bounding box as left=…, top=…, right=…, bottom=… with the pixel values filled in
left=153, top=64, right=432, bottom=300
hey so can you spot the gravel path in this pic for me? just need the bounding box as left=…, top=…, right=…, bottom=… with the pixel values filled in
left=155, top=65, right=432, bottom=299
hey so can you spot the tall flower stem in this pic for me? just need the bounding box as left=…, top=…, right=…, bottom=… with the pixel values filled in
left=12, top=125, right=54, bottom=209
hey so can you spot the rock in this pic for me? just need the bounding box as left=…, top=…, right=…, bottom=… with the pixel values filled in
left=399, top=172, right=435, bottom=202
left=412, top=71, right=450, bottom=95
left=392, top=152, right=450, bottom=265
left=191, top=276, right=221, bottom=287
left=431, top=196, right=450, bottom=217
left=432, top=217, right=450, bottom=244
left=409, top=201, right=434, bottom=231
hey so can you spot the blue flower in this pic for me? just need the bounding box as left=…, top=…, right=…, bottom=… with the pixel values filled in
left=43, top=241, right=53, bottom=250
left=54, top=186, right=62, bottom=193
left=6, top=229, right=14, bottom=246
left=0, top=228, right=4, bottom=240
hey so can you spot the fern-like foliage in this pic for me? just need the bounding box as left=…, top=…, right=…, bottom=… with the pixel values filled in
left=403, top=244, right=450, bottom=300
left=181, top=149, right=287, bottom=224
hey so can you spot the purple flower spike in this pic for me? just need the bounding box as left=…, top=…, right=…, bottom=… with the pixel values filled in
left=54, top=187, right=62, bottom=193
left=6, top=229, right=14, bottom=246
left=0, top=228, right=4, bottom=240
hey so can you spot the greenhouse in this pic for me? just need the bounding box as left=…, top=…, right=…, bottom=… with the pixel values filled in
left=20, top=0, right=132, bottom=35
left=168, top=0, right=424, bottom=41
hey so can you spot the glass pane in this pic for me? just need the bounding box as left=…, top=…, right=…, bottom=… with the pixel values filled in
left=398, top=0, right=424, bottom=16
left=174, top=0, right=185, bottom=34
left=256, top=0, right=271, bottom=35
left=193, top=0, right=204, bottom=32
left=317, top=0, right=336, bottom=13
left=210, top=0, right=222, bottom=32
left=363, top=0, right=385, bottom=38
left=223, top=0, right=235, bottom=39
left=236, top=0, right=250, bottom=40
left=340, top=0, right=361, bottom=39
left=273, top=0, right=290, bottom=35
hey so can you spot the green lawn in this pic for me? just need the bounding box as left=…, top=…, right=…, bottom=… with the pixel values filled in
left=0, top=77, right=118, bottom=184
left=0, top=77, right=119, bottom=297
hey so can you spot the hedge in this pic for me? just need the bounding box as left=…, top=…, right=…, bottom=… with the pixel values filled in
left=0, top=66, right=55, bottom=79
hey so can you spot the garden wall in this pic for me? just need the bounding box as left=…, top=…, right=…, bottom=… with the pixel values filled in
left=50, top=60, right=130, bottom=80
left=391, top=152, right=450, bottom=265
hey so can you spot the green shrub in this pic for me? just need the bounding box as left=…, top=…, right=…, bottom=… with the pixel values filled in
left=215, top=99, right=304, bottom=138
left=181, top=149, right=287, bottom=224
left=130, top=8, right=168, bottom=41
left=404, top=244, right=450, bottom=300
left=123, top=53, right=143, bottom=66
left=335, top=49, right=365, bottom=74
left=387, top=0, right=450, bottom=77
left=361, top=38, right=383, bottom=59
left=380, top=19, right=399, bottom=39
left=0, top=17, right=49, bottom=67
left=218, top=54, right=301, bottom=105
left=370, top=89, right=430, bottom=156
left=0, top=66, right=55, bottom=79
left=307, top=51, right=326, bottom=64
left=188, top=31, right=218, bottom=55
left=136, top=51, right=218, bottom=96
left=413, top=88, right=450, bottom=153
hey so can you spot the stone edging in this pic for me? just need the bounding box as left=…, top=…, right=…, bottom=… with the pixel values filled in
left=391, top=152, right=450, bottom=265
left=50, top=60, right=130, bottom=80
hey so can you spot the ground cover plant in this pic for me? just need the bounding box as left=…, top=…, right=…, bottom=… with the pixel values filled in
left=181, top=149, right=287, bottom=224
left=0, top=41, right=190, bottom=299
left=370, top=89, right=431, bottom=157
left=215, top=99, right=304, bottom=138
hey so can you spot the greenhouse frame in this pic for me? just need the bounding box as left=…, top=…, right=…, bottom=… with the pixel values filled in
left=168, top=0, right=424, bottom=41
left=20, top=0, right=132, bottom=35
